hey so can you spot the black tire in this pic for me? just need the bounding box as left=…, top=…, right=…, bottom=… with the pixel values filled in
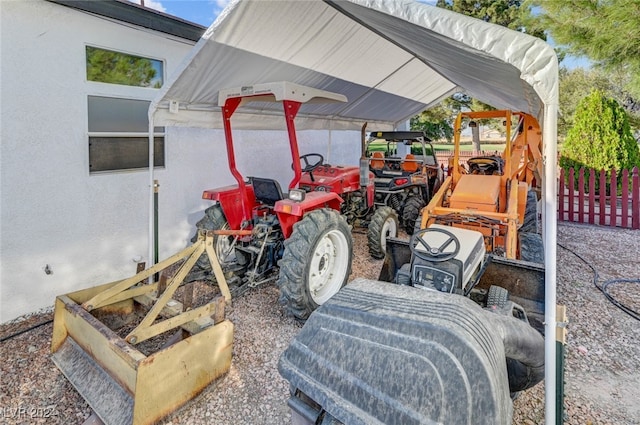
left=401, top=196, right=426, bottom=235
left=277, top=209, right=353, bottom=321
left=185, top=204, right=234, bottom=282
left=520, top=190, right=538, bottom=233
left=487, top=285, right=509, bottom=309
left=367, top=206, right=399, bottom=259
left=519, top=232, right=544, bottom=264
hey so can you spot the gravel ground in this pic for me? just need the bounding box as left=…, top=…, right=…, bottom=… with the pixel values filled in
left=1, top=222, right=639, bottom=424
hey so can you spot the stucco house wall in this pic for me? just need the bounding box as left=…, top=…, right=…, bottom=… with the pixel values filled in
left=0, top=0, right=359, bottom=322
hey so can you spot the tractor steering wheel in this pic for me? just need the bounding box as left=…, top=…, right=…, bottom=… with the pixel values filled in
left=410, top=227, right=461, bottom=262
left=298, top=153, right=324, bottom=173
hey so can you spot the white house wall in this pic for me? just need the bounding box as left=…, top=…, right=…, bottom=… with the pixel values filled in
left=0, top=0, right=360, bottom=322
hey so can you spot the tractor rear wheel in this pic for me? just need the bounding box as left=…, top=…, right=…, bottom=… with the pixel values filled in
left=519, top=190, right=538, bottom=233
left=401, top=196, right=426, bottom=235
left=277, top=209, right=352, bottom=321
left=519, top=232, right=544, bottom=264
left=367, top=206, right=398, bottom=259
left=185, top=204, right=234, bottom=282
left=519, top=190, right=543, bottom=263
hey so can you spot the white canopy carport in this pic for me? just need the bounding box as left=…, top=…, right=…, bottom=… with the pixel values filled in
left=149, top=0, right=558, bottom=421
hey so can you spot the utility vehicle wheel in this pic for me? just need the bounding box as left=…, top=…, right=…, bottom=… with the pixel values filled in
left=519, top=232, right=544, bottom=264
left=519, top=190, right=538, bottom=233
left=402, top=196, right=426, bottom=235
left=487, top=285, right=509, bottom=309
left=367, top=206, right=398, bottom=259
left=278, top=209, right=352, bottom=321
left=185, top=204, right=235, bottom=282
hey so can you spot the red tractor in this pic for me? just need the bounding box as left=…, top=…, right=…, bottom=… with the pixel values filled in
left=187, top=82, right=383, bottom=321
left=295, top=152, right=394, bottom=258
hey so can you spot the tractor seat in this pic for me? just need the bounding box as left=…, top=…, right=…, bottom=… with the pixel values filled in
left=467, top=156, right=504, bottom=175
left=250, top=177, right=284, bottom=206
left=401, top=154, right=419, bottom=173
left=370, top=151, right=385, bottom=170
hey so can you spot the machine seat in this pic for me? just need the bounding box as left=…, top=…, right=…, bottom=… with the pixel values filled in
left=250, top=177, right=284, bottom=206
left=400, top=154, right=420, bottom=172
left=369, top=152, right=385, bottom=170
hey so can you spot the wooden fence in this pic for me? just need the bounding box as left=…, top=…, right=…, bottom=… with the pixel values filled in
left=558, top=167, right=640, bottom=229
left=434, top=149, right=500, bottom=169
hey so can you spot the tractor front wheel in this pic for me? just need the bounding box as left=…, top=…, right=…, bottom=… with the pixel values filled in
left=277, top=209, right=352, bottom=321
left=367, top=206, right=398, bottom=259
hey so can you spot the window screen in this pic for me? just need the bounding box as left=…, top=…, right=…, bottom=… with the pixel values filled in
left=89, top=137, right=165, bottom=172
left=88, top=96, right=165, bottom=173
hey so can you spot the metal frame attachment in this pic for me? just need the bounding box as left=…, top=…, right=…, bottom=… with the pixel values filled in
left=51, top=232, right=234, bottom=425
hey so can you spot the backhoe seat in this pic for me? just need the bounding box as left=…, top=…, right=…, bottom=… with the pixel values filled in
left=250, top=177, right=284, bottom=206
left=401, top=154, right=419, bottom=173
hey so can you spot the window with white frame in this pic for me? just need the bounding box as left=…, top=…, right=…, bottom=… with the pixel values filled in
left=86, top=46, right=164, bottom=88
left=86, top=47, right=165, bottom=173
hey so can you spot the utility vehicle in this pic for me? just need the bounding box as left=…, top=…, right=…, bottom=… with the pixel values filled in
left=364, top=130, right=443, bottom=236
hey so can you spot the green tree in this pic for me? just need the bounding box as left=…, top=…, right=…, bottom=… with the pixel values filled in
left=410, top=95, right=470, bottom=141
left=559, top=68, right=614, bottom=138
left=559, top=67, right=640, bottom=138
left=532, top=0, right=640, bottom=98
left=86, top=47, right=157, bottom=87
left=560, top=90, right=640, bottom=178
left=437, top=0, right=546, bottom=39
left=410, top=107, right=454, bottom=142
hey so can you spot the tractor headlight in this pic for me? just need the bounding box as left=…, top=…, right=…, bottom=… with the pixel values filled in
left=289, top=189, right=306, bottom=202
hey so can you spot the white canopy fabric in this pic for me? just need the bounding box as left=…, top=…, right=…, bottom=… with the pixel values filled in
left=150, top=0, right=557, bottom=131
left=149, top=1, right=559, bottom=422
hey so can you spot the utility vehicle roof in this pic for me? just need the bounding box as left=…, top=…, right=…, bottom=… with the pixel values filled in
left=367, top=131, right=432, bottom=143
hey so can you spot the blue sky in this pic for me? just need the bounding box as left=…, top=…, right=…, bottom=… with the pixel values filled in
left=133, top=0, right=589, bottom=69
left=137, top=0, right=229, bottom=27
left=134, top=0, right=436, bottom=27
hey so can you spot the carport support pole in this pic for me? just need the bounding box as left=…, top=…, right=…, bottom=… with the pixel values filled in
left=154, top=179, right=159, bottom=280
left=148, top=118, right=156, bottom=272
left=543, top=103, right=558, bottom=425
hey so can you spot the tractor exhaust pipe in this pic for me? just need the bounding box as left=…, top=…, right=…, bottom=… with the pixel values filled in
left=359, top=122, right=369, bottom=187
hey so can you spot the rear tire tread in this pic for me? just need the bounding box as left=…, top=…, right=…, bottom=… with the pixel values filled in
left=487, top=285, right=509, bottom=309
left=186, top=204, right=228, bottom=282
left=401, top=196, right=426, bottom=235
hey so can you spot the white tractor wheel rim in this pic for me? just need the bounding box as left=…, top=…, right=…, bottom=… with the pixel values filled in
left=308, top=229, right=349, bottom=305
left=215, top=223, right=235, bottom=264
left=381, top=216, right=397, bottom=252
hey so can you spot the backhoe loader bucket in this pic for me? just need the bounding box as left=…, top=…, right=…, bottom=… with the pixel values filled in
left=51, top=232, right=234, bottom=425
